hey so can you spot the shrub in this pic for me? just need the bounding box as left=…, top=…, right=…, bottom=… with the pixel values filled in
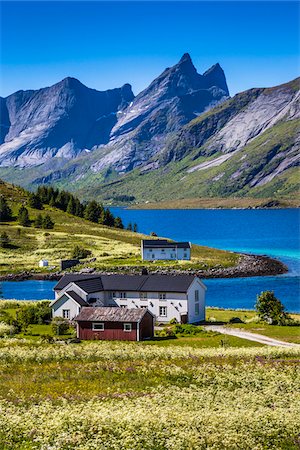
left=0, top=232, right=10, bottom=248
left=173, top=324, right=204, bottom=336
left=169, top=318, right=178, bottom=325
left=42, top=214, right=54, bottom=229
left=229, top=317, right=244, bottom=324
left=71, top=245, right=92, bottom=259
left=51, top=317, right=70, bottom=336
left=34, top=214, right=44, bottom=228
left=0, top=322, right=16, bottom=337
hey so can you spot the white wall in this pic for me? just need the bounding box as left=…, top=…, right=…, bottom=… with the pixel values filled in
left=187, top=278, right=206, bottom=323
left=55, top=282, right=88, bottom=300
left=142, top=246, right=191, bottom=261
left=52, top=295, right=81, bottom=320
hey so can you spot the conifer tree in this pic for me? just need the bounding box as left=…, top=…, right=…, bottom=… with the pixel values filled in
left=0, top=196, right=12, bottom=222
left=18, top=206, right=30, bottom=227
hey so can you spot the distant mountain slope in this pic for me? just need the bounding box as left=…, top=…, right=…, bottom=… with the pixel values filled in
left=0, top=56, right=298, bottom=203
left=0, top=79, right=134, bottom=166
left=77, top=77, right=299, bottom=202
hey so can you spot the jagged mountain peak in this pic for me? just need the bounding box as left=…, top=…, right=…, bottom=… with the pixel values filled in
left=203, top=63, right=229, bottom=95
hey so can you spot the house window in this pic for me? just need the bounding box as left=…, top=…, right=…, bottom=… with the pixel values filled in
left=152, top=254, right=155, bottom=259
left=161, top=249, right=165, bottom=252
left=139, top=292, right=147, bottom=300
left=140, top=306, right=147, bottom=309
left=195, top=290, right=199, bottom=302
left=123, top=323, right=132, bottom=332
left=120, top=305, right=127, bottom=308
left=92, top=323, right=104, bottom=331
left=62, top=309, right=70, bottom=319
left=159, top=306, right=167, bottom=317
left=120, top=292, right=127, bottom=299
left=195, top=303, right=200, bottom=315
left=159, top=293, right=166, bottom=300
left=184, top=253, right=187, bottom=258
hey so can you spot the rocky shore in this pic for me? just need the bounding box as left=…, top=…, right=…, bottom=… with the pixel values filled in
left=0, top=253, right=288, bottom=282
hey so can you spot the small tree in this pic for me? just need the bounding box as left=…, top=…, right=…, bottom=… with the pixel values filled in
left=28, top=193, right=43, bottom=210
left=127, top=222, right=133, bottom=231
left=114, top=216, right=124, bottom=229
left=42, top=214, right=54, bottom=229
left=133, top=223, right=138, bottom=233
left=0, top=232, right=10, bottom=248
left=0, top=196, right=12, bottom=222
left=34, top=214, right=44, bottom=228
left=255, top=291, right=289, bottom=325
left=150, top=231, right=157, bottom=237
left=71, top=245, right=92, bottom=259
left=18, top=206, right=30, bottom=227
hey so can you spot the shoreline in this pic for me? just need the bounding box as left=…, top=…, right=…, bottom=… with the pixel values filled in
left=0, top=253, right=288, bottom=282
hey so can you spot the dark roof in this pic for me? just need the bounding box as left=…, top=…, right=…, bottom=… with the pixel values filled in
left=66, top=291, right=88, bottom=306
left=101, top=275, right=148, bottom=291
left=140, top=275, right=195, bottom=292
left=75, top=278, right=104, bottom=294
left=75, top=307, right=149, bottom=322
left=54, top=274, right=101, bottom=291
left=142, top=239, right=191, bottom=249
left=54, top=274, right=197, bottom=294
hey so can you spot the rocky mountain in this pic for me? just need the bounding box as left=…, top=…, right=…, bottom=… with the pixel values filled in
left=0, top=54, right=299, bottom=203
left=0, top=78, right=134, bottom=167
left=0, top=54, right=229, bottom=172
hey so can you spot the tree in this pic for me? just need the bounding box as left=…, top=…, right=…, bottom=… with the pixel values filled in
left=133, top=223, right=138, bottom=233
left=84, top=201, right=102, bottom=223
left=150, top=231, right=157, bottom=237
left=0, top=232, right=10, bottom=248
left=34, top=214, right=44, bottom=228
left=255, top=291, right=289, bottom=325
left=0, top=196, right=12, bottom=222
left=42, top=214, right=54, bottom=229
left=127, top=222, right=133, bottom=231
left=28, top=193, right=43, bottom=210
left=66, top=197, right=76, bottom=215
left=114, top=216, right=124, bottom=229
left=99, top=208, right=115, bottom=227
left=18, top=206, right=30, bottom=227
left=71, top=245, right=92, bottom=259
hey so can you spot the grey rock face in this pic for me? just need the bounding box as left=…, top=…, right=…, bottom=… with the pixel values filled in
left=0, top=78, right=134, bottom=167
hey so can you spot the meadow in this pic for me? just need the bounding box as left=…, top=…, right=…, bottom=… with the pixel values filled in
left=0, top=340, right=299, bottom=450
left=0, top=181, right=238, bottom=274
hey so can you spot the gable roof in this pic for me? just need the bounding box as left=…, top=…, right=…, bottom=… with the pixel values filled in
left=75, top=307, right=150, bottom=322
left=54, top=274, right=100, bottom=291
left=50, top=290, right=89, bottom=308
left=54, top=274, right=198, bottom=294
left=142, top=239, right=191, bottom=249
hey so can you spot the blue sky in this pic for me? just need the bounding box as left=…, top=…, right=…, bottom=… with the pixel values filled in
left=0, top=1, right=299, bottom=97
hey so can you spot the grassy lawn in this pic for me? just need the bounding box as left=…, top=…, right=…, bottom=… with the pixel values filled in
left=206, top=307, right=300, bottom=344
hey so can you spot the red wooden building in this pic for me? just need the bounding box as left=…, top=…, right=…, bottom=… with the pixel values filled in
left=74, top=307, right=154, bottom=341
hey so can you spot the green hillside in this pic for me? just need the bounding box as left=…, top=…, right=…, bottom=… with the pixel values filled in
left=0, top=180, right=238, bottom=275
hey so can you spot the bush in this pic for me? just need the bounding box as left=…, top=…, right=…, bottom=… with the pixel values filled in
left=155, top=328, right=176, bottom=338
left=0, top=322, right=16, bottom=337
left=229, top=317, right=244, bottom=324
left=51, top=317, right=70, bottom=336
left=169, top=318, right=178, bottom=325
left=173, top=324, right=204, bottom=336
left=0, top=232, right=10, bottom=248
left=71, top=245, right=92, bottom=259
left=42, top=214, right=54, bottom=229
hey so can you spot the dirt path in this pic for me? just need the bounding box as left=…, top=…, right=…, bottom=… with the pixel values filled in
left=204, top=325, right=299, bottom=347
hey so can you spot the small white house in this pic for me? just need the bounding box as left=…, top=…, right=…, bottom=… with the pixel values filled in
left=141, top=240, right=191, bottom=261
left=39, top=259, right=49, bottom=268
left=51, top=273, right=206, bottom=324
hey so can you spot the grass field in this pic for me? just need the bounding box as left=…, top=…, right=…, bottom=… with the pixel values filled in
left=0, top=181, right=238, bottom=274
left=0, top=340, right=299, bottom=449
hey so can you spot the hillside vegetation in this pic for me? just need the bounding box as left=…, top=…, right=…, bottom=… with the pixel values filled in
left=0, top=180, right=238, bottom=274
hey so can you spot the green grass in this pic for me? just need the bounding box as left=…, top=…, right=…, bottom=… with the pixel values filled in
left=0, top=180, right=239, bottom=274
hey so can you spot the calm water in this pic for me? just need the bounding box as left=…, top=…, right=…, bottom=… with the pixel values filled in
left=1, top=209, right=299, bottom=312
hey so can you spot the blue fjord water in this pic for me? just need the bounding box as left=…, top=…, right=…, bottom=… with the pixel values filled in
left=1, top=208, right=299, bottom=312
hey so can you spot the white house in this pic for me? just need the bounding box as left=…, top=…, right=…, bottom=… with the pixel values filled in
left=51, top=274, right=206, bottom=323
left=141, top=240, right=191, bottom=261
left=39, top=259, right=49, bottom=268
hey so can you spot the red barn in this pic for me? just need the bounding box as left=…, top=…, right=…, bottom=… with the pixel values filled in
left=74, top=307, right=154, bottom=341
